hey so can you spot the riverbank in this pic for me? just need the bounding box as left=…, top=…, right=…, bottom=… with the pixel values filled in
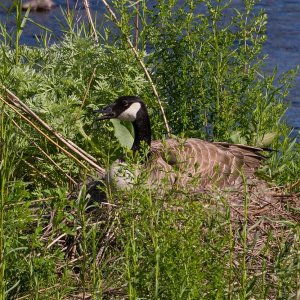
left=0, top=1, right=300, bottom=297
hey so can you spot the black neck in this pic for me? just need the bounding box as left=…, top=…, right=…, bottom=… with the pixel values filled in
left=131, top=111, right=151, bottom=153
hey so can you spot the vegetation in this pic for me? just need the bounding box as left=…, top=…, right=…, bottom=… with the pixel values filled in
left=0, top=0, right=299, bottom=298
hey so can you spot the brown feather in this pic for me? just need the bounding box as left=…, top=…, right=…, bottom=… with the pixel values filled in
left=144, top=138, right=265, bottom=190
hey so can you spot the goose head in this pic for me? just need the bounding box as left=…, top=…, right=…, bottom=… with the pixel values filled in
left=95, top=96, right=146, bottom=122
left=95, top=96, right=152, bottom=151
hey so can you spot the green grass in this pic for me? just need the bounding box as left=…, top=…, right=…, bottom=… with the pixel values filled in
left=0, top=0, right=299, bottom=299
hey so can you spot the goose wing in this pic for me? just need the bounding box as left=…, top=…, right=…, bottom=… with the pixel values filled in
left=149, top=138, right=265, bottom=189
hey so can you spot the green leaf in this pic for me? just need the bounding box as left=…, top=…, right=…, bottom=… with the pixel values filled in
left=111, top=119, right=134, bottom=149
left=261, top=132, right=278, bottom=146
left=230, top=131, right=247, bottom=145
left=257, top=132, right=278, bottom=147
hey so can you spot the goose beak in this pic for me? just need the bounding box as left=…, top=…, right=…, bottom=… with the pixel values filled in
left=94, top=104, right=116, bottom=120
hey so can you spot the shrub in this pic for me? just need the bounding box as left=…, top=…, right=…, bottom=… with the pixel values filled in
left=0, top=0, right=299, bottom=298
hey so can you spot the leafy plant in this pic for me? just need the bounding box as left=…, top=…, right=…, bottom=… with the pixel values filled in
left=0, top=0, right=299, bottom=298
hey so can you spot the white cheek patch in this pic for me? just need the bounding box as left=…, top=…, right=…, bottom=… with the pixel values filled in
left=117, top=102, right=141, bottom=121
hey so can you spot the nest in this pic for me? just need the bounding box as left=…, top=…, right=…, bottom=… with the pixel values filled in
left=35, top=181, right=300, bottom=299
left=203, top=183, right=300, bottom=296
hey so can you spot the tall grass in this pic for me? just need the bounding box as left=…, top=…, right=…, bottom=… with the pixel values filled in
left=0, top=0, right=299, bottom=298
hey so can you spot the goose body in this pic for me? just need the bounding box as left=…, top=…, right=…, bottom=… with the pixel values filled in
left=95, top=96, right=265, bottom=191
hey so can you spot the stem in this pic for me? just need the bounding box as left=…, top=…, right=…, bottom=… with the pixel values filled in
left=1, top=96, right=91, bottom=172
left=0, top=112, right=6, bottom=299
left=228, top=207, right=233, bottom=300
left=241, top=175, right=249, bottom=299
left=101, top=0, right=171, bottom=136
left=76, top=68, right=97, bottom=120
left=0, top=89, right=105, bottom=176
left=8, top=113, right=77, bottom=185
left=82, top=0, right=98, bottom=42
left=135, top=2, right=139, bottom=50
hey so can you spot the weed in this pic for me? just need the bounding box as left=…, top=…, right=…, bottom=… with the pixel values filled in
left=0, top=0, right=299, bottom=299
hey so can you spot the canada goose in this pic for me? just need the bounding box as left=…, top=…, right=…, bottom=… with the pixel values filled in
left=22, top=0, right=55, bottom=11
left=95, top=96, right=266, bottom=191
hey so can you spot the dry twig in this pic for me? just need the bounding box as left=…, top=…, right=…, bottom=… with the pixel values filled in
left=82, top=0, right=98, bottom=42
left=101, top=0, right=171, bottom=136
left=1, top=96, right=91, bottom=171
left=8, top=112, right=77, bottom=185
left=1, top=88, right=105, bottom=176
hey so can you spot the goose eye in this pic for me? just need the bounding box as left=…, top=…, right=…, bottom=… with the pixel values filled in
left=122, top=100, right=129, bottom=107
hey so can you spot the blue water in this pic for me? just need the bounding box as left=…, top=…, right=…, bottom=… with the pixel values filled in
left=0, top=0, right=299, bottom=132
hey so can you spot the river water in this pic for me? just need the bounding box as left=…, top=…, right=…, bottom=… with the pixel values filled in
left=0, top=0, right=299, bottom=132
